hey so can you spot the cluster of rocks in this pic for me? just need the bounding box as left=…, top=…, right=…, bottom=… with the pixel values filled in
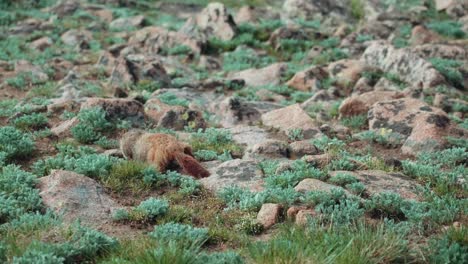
left=2, top=0, right=466, bottom=231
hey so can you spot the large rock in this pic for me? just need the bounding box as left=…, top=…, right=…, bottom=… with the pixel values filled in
left=286, top=65, right=329, bottom=92
left=409, top=25, right=443, bottom=46
left=38, top=170, right=120, bottom=227
left=215, top=97, right=282, bottom=127
left=51, top=117, right=79, bottom=137
left=295, top=178, right=344, bottom=193
left=229, top=63, right=288, bottom=87
left=247, top=139, right=290, bottom=158
left=179, top=2, right=237, bottom=41
left=282, top=0, right=350, bottom=21
left=109, top=54, right=171, bottom=87
left=339, top=91, right=404, bottom=117
left=129, top=26, right=202, bottom=54
left=81, top=98, right=145, bottom=123
left=257, top=203, right=282, bottom=229
left=61, top=29, right=92, bottom=48
left=200, top=159, right=264, bottom=192
left=228, top=126, right=271, bottom=146
left=368, top=98, right=454, bottom=155
left=109, top=15, right=145, bottom=30
left=362, top=42, right=446, bottom=89
left=261, top=104, right=321, bottom=139
left=327, top=59, right=374, bottom=93
left=411, top=44, right=467, bottom=61
left=145, top=98, right=206, bottom=130
left=289, top=140, right=320, bottom=158
left=329, top=170, right=421, bottom=200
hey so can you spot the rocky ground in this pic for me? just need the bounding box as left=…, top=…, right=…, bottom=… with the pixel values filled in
left=0, top=0, right=467, bottom=263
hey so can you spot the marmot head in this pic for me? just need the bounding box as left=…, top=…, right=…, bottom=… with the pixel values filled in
left=120, top=129, right=145, bottom=159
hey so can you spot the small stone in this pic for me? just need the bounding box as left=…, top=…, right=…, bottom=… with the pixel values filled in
left=294, top=178, right=341, bottom=193
left=289, top=140, right=320, bottom=158
left=248, top=140, right=290, bottom=158
left=229, top=63, right=288, bottom=87
left=261, top=104, right=321, bottom=139
left=295, top=209, right=316, bottom=226
left=286, top=206, right=307, bottom=219
left=257, top=203, right=282, bottom=229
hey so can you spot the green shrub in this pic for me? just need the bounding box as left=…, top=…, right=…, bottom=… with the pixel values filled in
left=0, top=126, right=35, bottom=161
left=190, top=128, right=241, bottom=155
left=427, top=20, right=465, bottom=39
left=0, top=210, right=59, bottom=235
left=157, top=92, right=189, bottom=107
left=143, top=169, right=201, bottom=195
left=95, top=137, right=119, bottom=149
left=149, top=222, right=209, bottom=248
left=112, top=209, right=130, bottom=222
left=303, top=188, right=349, bottom=208
left=222, top=48, right=274, bottom=71
left=0, top=165, right=43, bottom=223
left=341, top=114, right=367, bottom=130
left=287, top=128, right=304, bottom=141
left=346, top=182, right=366, bottom=196
left=68, top=224, right=118, bottom=260
left=365, top=192, right=409, bottom=220
left=247, top=222, right=408, bottom=263
left=135, top=198, right=169, bottom=220
left=329, top=172, right=358, bottom=187
left=429, top=58, right=463, bottom=88
left=32, top=144, right=118, bottom=178
left=316, top=199, right=364, bottom=225
left=350, top=0, right=365, bottom=20
left=428, top=227, right=468, bottom=264
left=237, top=218, right=264, bottom=235
left=11, top=113, right=48, bottom=131
left=72, top=107, right=113, bottom=144
left=311, top=136, right=345, bottom=153
left=12, top=250, right=64, bottom=264
left=102, top=160, right=150, bottom=193
left=196, top=251, right=244, bottom=264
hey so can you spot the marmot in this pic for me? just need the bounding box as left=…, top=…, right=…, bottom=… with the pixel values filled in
left=120, top=130, right=210, bottom=178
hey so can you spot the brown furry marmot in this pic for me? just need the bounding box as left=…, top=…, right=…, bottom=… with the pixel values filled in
left=120, top=130, right=210, bottom=178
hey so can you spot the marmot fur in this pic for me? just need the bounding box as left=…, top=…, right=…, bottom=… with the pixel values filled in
left=120, top=130, right=210, bottom=178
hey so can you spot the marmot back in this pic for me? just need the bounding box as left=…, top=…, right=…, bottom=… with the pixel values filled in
left=120, top=131, right=210, bottom=178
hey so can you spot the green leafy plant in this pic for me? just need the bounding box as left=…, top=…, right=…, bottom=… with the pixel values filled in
left=12, top=113, right=48, bottom=131
left=149, top=222, right=209, bottom=248
left=71, top=107, right=113, bottom=144
left=287, top=128, right=304, bottom=141
left=329, top=172, right=358, bottom=187
left=0, top=126, right=35, bottom=161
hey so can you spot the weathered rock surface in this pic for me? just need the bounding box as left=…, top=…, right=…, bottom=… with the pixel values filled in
left=38, top=170, right=120, bottom=227
left=247, top=139, right=290, bottom=158
left=81, top=98, right=145, bottom=123
left=368, top=98, right=455, bottom=155
left=329, top=170, right=422, bottom=200
left=179, top=2, right=237, bottom=41
left=200, top=159, right=264, bottom=192
left=339, top=91, right=404, bottom=117
left=362, top=42, right=446, bottom=89
left=286, top=65, right=329, bottom=92
left=294, top=178, right=343, bottom=193
left=257, top=203, right=282, bottom=229
left=229, top=63, right=288, bottom=87
left=261, top=104, right=321, bottom=139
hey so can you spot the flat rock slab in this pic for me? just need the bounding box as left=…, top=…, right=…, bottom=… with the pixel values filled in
left=329, top=170, right=422, bottom=200
left=294, top=178, right=346, bottom=193
left=38, top=170, right=121, bottom=227
left=200, top=159, right=264, bottom=192
left=228, top=126, right=271, bottom=146
left=261, top=104, right=321, bottom=139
